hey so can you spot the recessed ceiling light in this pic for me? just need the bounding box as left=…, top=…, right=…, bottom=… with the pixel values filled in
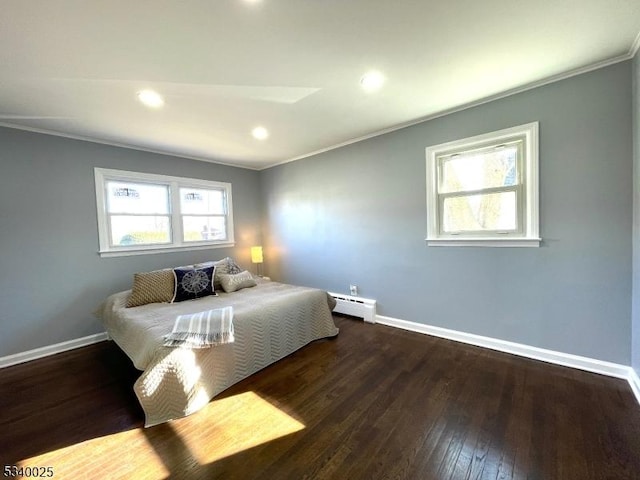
left=137, top=89, right=164, bottom=108
left=360, top=71, right=385, bottom=92
left=252, top=126, right=269, bottom=140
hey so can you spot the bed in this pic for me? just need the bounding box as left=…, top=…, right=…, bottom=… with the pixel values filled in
left=96, top=277, right=339, bottom=427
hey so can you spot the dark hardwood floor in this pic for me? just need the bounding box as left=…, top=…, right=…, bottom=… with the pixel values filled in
left=1, top=315, right=639, bottom=479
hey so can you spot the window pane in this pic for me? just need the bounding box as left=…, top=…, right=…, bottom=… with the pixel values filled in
left=107, top=182, right=169, bottom=214
left=180, top=188, right=225, bottom=215
left=183, top=216, right=227, bottom=242
left=443, top=191, right=517, bottom=233
left=110, top=215, right=171, bottom=246
left=440, top=145, right=518, bottom=194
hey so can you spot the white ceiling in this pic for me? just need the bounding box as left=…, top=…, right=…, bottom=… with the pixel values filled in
left=1, top=1, right=639, bottom=170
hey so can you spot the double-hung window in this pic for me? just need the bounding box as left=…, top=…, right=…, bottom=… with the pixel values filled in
left=425, top=122, right=540, bottom=247
left=94, top=168, right=234, bottom=256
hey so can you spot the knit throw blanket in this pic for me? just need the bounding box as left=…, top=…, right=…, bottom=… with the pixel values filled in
left=163, top=306, right=234, bottom=348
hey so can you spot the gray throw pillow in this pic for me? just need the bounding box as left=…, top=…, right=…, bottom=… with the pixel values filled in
left=218, top=270, right=257, bottom=293
left=195, top=257, right=243, bottom=288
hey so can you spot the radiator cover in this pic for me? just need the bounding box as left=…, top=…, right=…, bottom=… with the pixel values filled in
left=328, top=292, right=376, bottom=323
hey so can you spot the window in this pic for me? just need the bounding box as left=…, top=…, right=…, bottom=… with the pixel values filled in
left=425, top=122, right=540, bottom=247
left=94, top=168, right=234, bottom=257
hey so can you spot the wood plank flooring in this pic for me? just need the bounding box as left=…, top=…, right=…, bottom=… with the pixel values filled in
left=1, top=315, right=639, bottom=479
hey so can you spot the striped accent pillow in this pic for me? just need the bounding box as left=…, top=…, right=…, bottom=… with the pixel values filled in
left=126, top=269, right=175, bottom=307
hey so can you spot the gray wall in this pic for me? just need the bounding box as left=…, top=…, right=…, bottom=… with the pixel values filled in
left=261, top=61, right=633, bottom=365
left=633, top=52, right=640, bottom=376
left=0, top=127, right=262, bottom=357
left=1, top=61, right=635, bottom=367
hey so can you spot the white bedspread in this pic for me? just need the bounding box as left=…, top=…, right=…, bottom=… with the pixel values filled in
left=96, top=279, right=339, bottom=426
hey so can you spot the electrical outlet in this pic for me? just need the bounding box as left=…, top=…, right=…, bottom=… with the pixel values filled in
left=350, top=285, right=358, bottom=296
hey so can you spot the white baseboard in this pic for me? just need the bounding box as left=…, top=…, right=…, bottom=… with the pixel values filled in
left=0, top=332, right=109, bottom=368
left=375, top=315, right=640, bottom=405
left=630, top=369, right=640, bottom=405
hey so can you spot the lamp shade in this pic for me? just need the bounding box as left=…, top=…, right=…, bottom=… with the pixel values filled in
left=250, top=246, right=263, bottom=264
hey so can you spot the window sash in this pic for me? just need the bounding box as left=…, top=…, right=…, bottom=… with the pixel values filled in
left=180, top=214, right=228, bottom=243
left=437, top=140, right=523, bottom=195
left=105, top=180, right=171, bottom=215
left=106, top=213, right=173, bottom=247
left=179, top=187, right=227, bottom=215
left=437, top=186, right=523, bottom=236
left=435, top=140, right=525, bottom=237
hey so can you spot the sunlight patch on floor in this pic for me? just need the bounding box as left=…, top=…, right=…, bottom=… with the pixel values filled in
left=173, top=390, right=306, bottom=464
left=17, top=391, right=304, bottom=477
left=18, top=428, right=170, bottom=478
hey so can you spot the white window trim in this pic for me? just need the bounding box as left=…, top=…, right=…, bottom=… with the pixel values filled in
left=425, top=122, right=541, bottom=247
left=94, top=168, right=235, bottom=257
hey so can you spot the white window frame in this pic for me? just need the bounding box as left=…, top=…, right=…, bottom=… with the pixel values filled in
left=425, top=122, right=540, bottom=247
left=94, top=168, right=235, bottom=257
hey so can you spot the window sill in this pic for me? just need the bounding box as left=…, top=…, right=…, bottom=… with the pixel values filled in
left=425, top=237, right=541, bottom=248
left=98, top=242, right=235, bottom=258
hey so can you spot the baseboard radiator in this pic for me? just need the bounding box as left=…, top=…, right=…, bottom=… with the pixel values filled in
left=328, top=292, right=377, bottom=323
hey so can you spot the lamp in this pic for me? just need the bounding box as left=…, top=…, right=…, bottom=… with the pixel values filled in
left=251, top=246, right=263, bottom=276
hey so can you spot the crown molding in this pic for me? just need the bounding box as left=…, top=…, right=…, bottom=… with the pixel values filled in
left=630, top=30, right=640, bottom=58
left=0, top=122, right=261, bottom=171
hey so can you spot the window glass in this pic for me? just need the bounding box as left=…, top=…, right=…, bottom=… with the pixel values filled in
left=440, top=145, right=518, bottom=194
left=107, top=181, right=169, bottom=214
left=179, top=188, right=225, bottom=215
left=110, top=216, right=171, bottom=246
left=183, top=216, right=227, bottom=242
left=442, top=191, right=517, bottom=233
